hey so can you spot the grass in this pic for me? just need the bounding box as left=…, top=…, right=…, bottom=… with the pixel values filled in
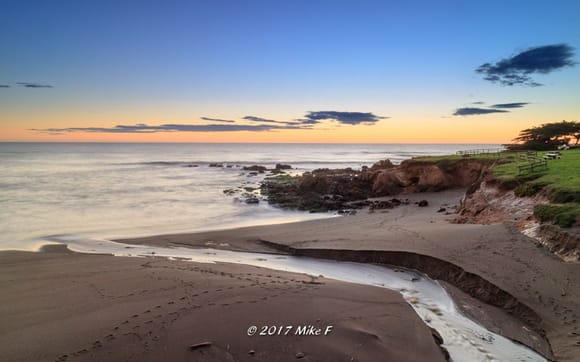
left=492, top=149, right=580, bottom=202
left=412, top=151, right=517, bottom=163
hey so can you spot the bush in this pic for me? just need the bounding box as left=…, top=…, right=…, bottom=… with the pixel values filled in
left=547, top=188, right=580, bottom=203
left=514, top=183, right=547, bottom=197
left=534, top=204, right=580, bottom=228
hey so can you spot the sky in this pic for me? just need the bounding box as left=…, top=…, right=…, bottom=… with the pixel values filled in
left=1, top=0, right=579, bottom=143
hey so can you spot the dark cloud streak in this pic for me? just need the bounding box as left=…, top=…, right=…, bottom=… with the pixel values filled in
left=200, top=117, right=236, bottom=123
left=303, top=111, right=386, bottom=125
left=453, top=108, right=509, bottom=116
left=16, top=82, right=54, bottom=88
left=476, top=44, right=576, bottom=86
left=491, top=102, right=529, bottom=109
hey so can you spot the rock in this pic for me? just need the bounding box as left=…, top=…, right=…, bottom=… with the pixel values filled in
left=370, top=159, right=395, bottom=171
left=417, top=200, right=429, bottom=207
left=208, top=163, right=223, bottom=168
left=372, top=169, right=408, bottom=195
left=186, top=164, right=198, bottom=167
left=248, top=172, right=259, bottom=176
left=437, top=207, right=446, bottom=213
left=244, top=195, right=260, bottom=204
left=275, top=163, right=292, bottom=170
left=243, top=165, right=267, bottom=173
left=370, top=200, right=394, bottom=210
left=248, top=349, right=255, bottom=355
left=295, top=352, right=305, bottom=359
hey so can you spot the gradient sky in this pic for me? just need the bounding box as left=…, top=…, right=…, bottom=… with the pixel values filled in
left=1, top=0, right=579, bottom=143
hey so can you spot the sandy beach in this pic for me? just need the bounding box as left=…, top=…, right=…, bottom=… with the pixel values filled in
left=1, top=189, right=578, bottom=361
left=1, top=246, right=445, bottom=362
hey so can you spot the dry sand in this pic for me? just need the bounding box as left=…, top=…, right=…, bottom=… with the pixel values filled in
left=1, top=189, right=578, bottom=361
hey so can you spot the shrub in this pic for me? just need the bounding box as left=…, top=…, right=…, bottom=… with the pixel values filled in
left=534, top=204, right=580, bottom=228
left=514, top=183, right=547, bottom=197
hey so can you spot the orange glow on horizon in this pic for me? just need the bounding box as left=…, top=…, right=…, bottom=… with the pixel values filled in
left=2, top=106, right=577, bottom=144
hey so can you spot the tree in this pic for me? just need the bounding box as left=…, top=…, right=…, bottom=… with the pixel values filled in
left=509, top=121, right=580, bottom=150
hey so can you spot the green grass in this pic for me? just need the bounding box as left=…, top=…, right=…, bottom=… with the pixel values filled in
left=492, top=149, right=580, bottom=202
left=412, top=151, right=518, bottom=163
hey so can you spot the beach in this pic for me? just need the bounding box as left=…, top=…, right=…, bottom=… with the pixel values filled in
left=1, top=189, right=578, bottom=361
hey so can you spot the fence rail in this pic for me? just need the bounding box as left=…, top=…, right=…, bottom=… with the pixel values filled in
left=456, top=148, right=505, bottom=156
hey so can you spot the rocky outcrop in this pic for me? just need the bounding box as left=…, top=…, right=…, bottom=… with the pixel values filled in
left=454, top=180, right=540, bottom=226
left=261, top=159, right=494, bottom=212
left=371, top=159, right=493, bottom=195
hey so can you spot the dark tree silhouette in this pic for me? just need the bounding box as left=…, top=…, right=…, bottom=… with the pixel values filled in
left=509, top=121, right=580, bottom=150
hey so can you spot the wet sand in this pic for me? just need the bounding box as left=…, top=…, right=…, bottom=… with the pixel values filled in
left=1, top=189, right=578, bottom=361
left=0, top=246, right=445, bottom=362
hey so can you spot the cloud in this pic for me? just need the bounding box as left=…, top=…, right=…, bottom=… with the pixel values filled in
left=472, top=101, right=485, bottom=105
left=303, top=111, right=387, bottom=125
left=0, top=84, right=10, bottom=88
left=491, top=102, right=529, bottom=109
left=16, top=82, right=54, bottom=88
left=30, top=123, right=308, bottom=134
left=476, top=44, right=576, bottom=86
left=31, top=109, right=385, bottom=135
left=243, top=116, right=279, bottom=123
left=453, top=107, right=509, bottom=116
left=200, top=117, right=236, bottom=123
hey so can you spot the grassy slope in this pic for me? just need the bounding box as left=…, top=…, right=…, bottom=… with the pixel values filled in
left=412, top=149, right=580, bottom=227
left=492, top=149, right=580, bottom=192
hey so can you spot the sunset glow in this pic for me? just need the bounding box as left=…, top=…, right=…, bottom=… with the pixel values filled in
left=1, top=0, right=579, bottom=143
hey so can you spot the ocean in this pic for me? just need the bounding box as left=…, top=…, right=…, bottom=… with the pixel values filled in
left=0, top=143, right=500, bottom=250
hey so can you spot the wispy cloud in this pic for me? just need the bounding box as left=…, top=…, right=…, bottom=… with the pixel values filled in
left=16, top=82, right=54, bottom=88
left=491, top=102, right=529, bottom=109
left=453, top=107, right=509, bottom=116
left=303, top=111, right=387, bottom=125
left=30, top=123, right=306, bottom=134
left=0, top=84, right=10, bottom=88
left=241, top=116, right=295, bottom=125
left=200, top=117, right=236, bottom=123
left=31, top=109, right=387, bottom=135
left=476, top=44, right=576, bottom=86
left=472, top=101, right=485, bottom=105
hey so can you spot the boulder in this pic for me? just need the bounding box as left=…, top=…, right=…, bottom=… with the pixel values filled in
left=243, top=165, right=267, bottom=173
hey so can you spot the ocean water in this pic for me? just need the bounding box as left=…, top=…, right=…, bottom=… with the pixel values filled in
left=0, top=142, right=500, bottom=250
